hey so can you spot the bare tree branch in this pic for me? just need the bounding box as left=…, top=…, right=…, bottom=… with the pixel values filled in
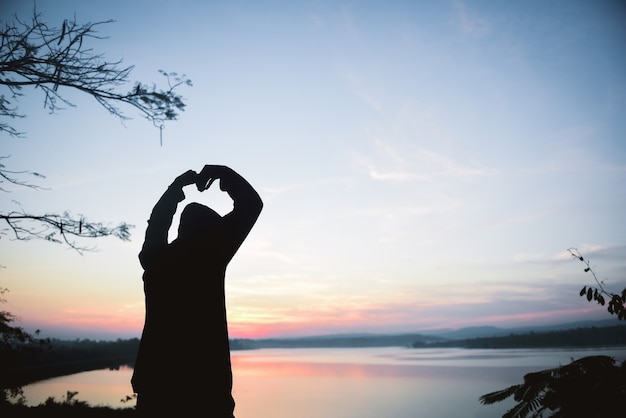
left=0, top=155, right=47, bottom=192
left=0, top=7, right=192, bottom=254
left=0, top=8, right=192, bottom=137
left=1, top=205, right=133, bottom=255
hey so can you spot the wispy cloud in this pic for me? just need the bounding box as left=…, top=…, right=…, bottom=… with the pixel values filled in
left=343, top=70, right=385, bottom=114
left=263, top=177, right=353, bottom=201
left=354, top=139, right=491, bottom=182
left=453, top=0, right=491, bottom=37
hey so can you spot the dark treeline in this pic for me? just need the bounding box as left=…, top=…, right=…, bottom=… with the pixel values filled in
left=230, top=333, right=445, bottom=349
left=4, top=325, right=626, bottom=390
left=3, top=338, right=139, bottom=388
left=1, top=403, right=138, bottom=418
left=413, top=324, right=626, bottom=349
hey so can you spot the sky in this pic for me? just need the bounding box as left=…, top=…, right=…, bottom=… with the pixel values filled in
left=1, top=0, right=625, bottom=341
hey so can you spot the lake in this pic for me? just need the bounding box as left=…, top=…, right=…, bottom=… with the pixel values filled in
left=17, top=346, right=626, bottom=418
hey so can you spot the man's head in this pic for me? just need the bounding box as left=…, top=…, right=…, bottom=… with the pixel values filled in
left=178, top=202, right=221, bottom=240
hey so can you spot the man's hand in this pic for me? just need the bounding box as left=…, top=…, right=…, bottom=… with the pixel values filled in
left=172, top=169, right=198, bottom=189
left=196, top=165, right=228, bottom=192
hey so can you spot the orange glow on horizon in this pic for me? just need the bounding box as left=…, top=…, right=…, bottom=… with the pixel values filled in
left=18, top=299, right=611, bottom=340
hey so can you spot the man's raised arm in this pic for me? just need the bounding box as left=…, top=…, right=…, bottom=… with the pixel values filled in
left=197, top=165, right=263, bottom=253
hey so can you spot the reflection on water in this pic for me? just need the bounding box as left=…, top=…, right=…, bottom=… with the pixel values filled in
left=17, top=347, right=626, bottom=418
left=19, top=365, right=135, bottom=409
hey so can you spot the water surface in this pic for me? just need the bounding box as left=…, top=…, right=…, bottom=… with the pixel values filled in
left=18, top=346, right=626, bottom=418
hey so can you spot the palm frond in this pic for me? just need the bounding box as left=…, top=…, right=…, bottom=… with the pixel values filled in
left=479, top=384, right=520, bottom=405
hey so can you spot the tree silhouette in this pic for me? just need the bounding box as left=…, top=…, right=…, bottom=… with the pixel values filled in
left=0, top=6, right=192, bottom=253
left=479, top=355, right=625, bottom=418
left=479, top=249, right=626, bottom=418
left=0, top=7, right=191, bottom=138
left=0, top=287, right=51, bottom=405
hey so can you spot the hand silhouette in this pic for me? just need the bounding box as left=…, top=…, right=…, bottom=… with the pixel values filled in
left=173, top=169, right=198, bottom=189
left=196, top=165, right=226, bottom=192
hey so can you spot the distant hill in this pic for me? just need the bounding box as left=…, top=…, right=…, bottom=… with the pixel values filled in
left=415, top=324, right=626, bottom=349
left=230, top=332, right=446, bottom=350
left=231, top=319, right=625, bottom=350
left=5, top=320, right=624, bottom=388
left=418, top=318, right=622, bottom=340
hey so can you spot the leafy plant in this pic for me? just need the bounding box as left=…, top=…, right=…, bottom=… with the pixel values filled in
left=568, top=248, right=625, bottom=320
left=480, top=355, right=625, bottom=418
left=479, top=248, right=626, bottom=417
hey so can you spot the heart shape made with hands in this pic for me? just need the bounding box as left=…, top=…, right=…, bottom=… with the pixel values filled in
left=187, top=176, right=232, bottom=216
left=196, top=176, right=217, bottom=192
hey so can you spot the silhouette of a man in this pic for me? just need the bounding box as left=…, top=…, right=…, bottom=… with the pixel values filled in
left=131, top=165, right=263, bottom=417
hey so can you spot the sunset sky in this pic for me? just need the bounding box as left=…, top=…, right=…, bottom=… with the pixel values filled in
left=1, top=0, right=625, bottom=340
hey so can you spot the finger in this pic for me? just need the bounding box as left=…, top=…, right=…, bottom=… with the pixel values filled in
left=196, top=177, right=207, bottom=191
left=196, top=176, right=216, bottom=191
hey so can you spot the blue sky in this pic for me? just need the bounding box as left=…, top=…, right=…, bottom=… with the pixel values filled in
left=1, top=0, right=625, bottom=340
